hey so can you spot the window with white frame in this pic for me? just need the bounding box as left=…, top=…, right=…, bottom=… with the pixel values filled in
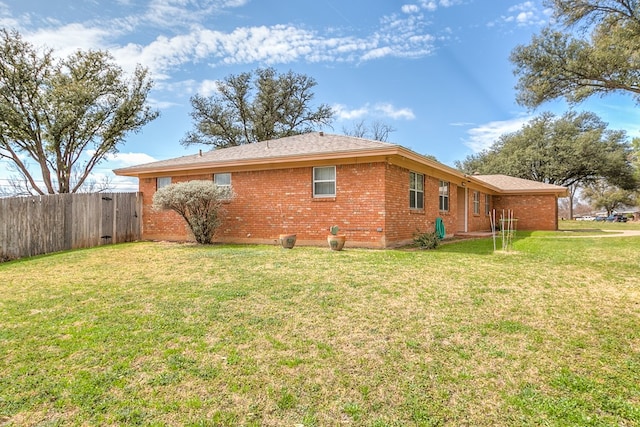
left=485, top=194, right=491, bottom=215
left=473, top=191, right=480, bottom=215
left=439, top=180, right=449, bottom=211
left=313, top=166, right=336, bottom=197
left=214, top=173, right=231, bottom=187
left=409, top=171, right=424, bottom=209
left=156, top=176, right=172, bottom=189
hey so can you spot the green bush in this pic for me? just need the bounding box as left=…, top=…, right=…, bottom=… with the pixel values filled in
left=413, top=230, right=439, bottom=249
left=152, top=180, right=233, bottom=244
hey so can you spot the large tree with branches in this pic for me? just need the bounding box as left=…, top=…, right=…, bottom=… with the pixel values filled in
left=511, top=0, right=640, bottom=107
left=181, top=67, right=333, bottom=149
left=0, top=29, right=158, bottom=195
left=456, top=111, right=637, bottom=219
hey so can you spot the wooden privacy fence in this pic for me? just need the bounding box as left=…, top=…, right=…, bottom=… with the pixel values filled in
left=0, top=192, right=142, bottom=260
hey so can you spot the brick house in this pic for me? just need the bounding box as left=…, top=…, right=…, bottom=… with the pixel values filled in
left=114, top=132, right=568, bottom=248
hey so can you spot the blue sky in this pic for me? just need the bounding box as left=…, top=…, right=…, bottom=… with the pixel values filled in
left=1, top=0, right=639, bottom=192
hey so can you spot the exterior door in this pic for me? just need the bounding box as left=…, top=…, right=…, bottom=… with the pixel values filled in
left=457, top=187, right=467, bottom=233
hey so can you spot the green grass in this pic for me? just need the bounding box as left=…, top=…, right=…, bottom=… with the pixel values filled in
left=1, top=229, right=639, bottom=426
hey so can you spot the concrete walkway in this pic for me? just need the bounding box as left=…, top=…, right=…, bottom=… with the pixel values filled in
left=454, top=229, right=640, bottom=239
left=556, top=229, right=640, bottom=238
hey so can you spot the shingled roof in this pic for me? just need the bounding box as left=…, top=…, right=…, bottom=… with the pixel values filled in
left=473, top=174, right=567, bottom=195
left=114, top=132, right=397, bottom=175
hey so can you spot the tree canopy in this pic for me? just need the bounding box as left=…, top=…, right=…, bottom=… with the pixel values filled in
left=0, top=29, right=158, bottom=195
left=582, top=180, right=637, bottom=216
left=181, top=67, right=333, bottom=149
left=632, top=137, right=640, bottom=180
left=455, top=111, right=637, bottom=190
left=511, top=0, right=640, bottom=107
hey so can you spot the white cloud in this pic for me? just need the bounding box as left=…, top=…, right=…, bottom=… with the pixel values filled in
left=5, top=0, right=442, bottom=80
left=0, top=1, right=20, bottom=28
left=402, top=4, right=420, bottom=14
left=198, top=79, right=220, bottom=97
left=142, top=0, right=248, bottom=28
left=334, top=103, right=415, bottom=121
left=147, top=97, right=181, bottom=110
left=361, top=46, right=394, bottom=61
left=333, top=104, right=370, bottom=120
left=463, top=116, right=531, bottom=153
left=374, top=103, right=415, bottom=120
left=104, top=152, right=158, bottom=167
left=24, top=23, right=113, bottom=57
left=439, top=0, right=461, bottom=7
left=493, top=1, right=548, bottom=27
left=106, top=18, right=435, bottom=76
left=420, top=1, right=438, bottom=12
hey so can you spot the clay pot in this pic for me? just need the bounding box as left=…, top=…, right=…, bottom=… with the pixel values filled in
left=279, top=233, right=297, bottom=249
left=327, top=235, right=346, bottom=251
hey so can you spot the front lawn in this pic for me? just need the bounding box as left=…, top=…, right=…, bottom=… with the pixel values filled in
left=1, top=233, right=639, bottom=426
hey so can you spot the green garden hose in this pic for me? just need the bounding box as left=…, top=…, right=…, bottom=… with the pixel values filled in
left=435, top=217, right=446, bottom=240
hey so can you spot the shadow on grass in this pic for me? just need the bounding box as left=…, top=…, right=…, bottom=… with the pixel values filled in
left=430, top=231, right=538, bottom=255
left=432, top=237, right=495, bottom=255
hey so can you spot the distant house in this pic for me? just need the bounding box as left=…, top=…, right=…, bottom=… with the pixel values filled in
left=114, top=133, right=568, bottom=248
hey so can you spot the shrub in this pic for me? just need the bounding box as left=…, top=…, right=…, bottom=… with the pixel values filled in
left=413, top=230, right=440, bottom=250
left=152, top=180, right=233, bottom=244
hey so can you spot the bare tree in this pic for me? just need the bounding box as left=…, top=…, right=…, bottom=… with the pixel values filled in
left=342, top=120, right=396, bottom=142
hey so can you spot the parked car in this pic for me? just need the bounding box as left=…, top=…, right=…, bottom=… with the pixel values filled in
left=605, top=214, right=627, bottom=222
left=576, top=216, right=595, bottom=221
left=594, top=216, right=607, bottom=221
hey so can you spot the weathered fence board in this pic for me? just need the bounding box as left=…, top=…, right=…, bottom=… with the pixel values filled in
left=0, top=192, right=142, bottom=260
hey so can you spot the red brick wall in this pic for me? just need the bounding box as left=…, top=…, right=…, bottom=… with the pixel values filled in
left=216, top=164, right=388, bottom=247
left=139, top=164, right=390, bottom=247
left=466, top=190, right=493, bottom=232
left=383, top=165, right=459, bottom=245
left=493, top=194, right=558, bottom=230
left=137, top=163, right=559, bottom=247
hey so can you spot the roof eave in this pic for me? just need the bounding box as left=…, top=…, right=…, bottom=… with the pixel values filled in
left=495, top=188, right=569, bottom=197
left=114, top=146, right=436, bottom=177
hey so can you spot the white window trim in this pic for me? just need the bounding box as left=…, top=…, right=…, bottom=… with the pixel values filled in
left=439, top=180, right=449, bottom=211
left=214, top=172, right=231, bottom=187
left=409, top=171, right=424, bottom=210
left=157, top=176, right=172, bottom=189
left=473, top=191, right=480, bottom=215
left=313, top=166, right=336, bottom=198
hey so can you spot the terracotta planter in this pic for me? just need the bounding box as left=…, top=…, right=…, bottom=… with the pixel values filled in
left=279, top=233, right=297, bottom=249
left=327, top=235, right=346, bottom=251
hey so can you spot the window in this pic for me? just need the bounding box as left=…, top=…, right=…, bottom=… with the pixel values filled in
left=409, top=172, right=424, bottom=209
left=156, top=176, right=172, bottom=189
left=485, top=194, right=491, bottom=215
left=313, top=166, right=336, bottom=197
left=439, top=180, right=449, bottom=211
left=214, top=173, right=231, bottom=187
left=473, top=191, right=480, bottom=215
